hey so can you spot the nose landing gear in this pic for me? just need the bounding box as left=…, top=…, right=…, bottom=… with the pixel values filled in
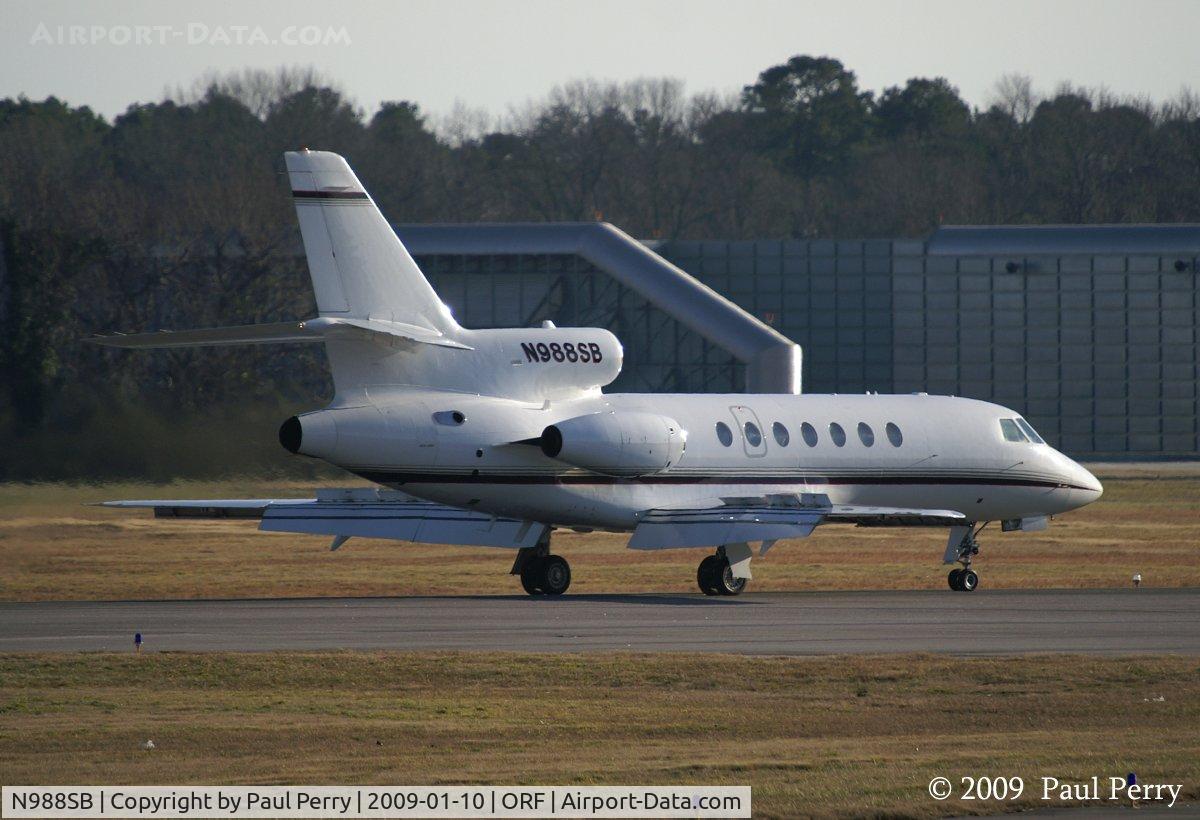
left=946, top=525, right=983, bottom=592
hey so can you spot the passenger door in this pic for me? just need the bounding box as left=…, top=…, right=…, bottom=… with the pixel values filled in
left=728, top=405, right=768, bottom=458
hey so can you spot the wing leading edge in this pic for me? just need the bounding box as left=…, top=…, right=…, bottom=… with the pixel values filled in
left=628, top=493, right=966, bottom=550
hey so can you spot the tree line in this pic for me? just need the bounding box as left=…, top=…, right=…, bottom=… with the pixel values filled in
left=1, top=58, right=1197, bottom=479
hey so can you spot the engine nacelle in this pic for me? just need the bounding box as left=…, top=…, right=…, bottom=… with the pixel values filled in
left=540, top=411, right=686, bottom=476
left=279, top=405, right=391, bottom=464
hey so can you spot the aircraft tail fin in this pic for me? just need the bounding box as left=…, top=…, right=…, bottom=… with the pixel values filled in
left=285, top=150, right=458, bottom=334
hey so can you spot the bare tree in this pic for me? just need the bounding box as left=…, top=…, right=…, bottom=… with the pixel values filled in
left=171, top=66, right=336, bottom=120
left=989, top=74, right=1038, bottom=123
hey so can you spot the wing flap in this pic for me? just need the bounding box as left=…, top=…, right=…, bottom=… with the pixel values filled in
left=629, top=506, right=823, bottom=549
left=259, top=497, right=544, bottom=549
left=102, top=489, right=544, bottom=549
left=99, top=499, right=284, bottom=518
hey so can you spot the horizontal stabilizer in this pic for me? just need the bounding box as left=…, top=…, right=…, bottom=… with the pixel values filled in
left=87, top=317, right=471, bottom=350
left=88, top=322, right=316, bottom=349
left=102, top=488, right=543, bottom=549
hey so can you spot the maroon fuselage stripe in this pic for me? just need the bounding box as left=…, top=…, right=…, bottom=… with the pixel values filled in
left=353, top=471, right=1082, bottom=491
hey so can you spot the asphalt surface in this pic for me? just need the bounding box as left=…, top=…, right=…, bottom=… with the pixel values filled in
left=1, top=588, right=1197, bottom=654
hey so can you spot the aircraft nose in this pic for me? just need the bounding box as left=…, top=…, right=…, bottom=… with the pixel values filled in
left=1066, top=458, right=1103, bottom=504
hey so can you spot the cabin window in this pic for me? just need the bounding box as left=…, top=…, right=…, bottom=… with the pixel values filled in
left=999, top=418, right=1028, bottom=442
left=716, top=421, right=733, bottom=447
left=744, top=421, right=763, bottom=447
left=772, top=422, right=790, bottom=447
left=885, top=422, right=903, bottom=447
left=801, top=422, right=818, bottom=447
left=829, top=422, right=847, bottom=447
left=1015, top=417, right=1045, bottom=444
left=857, top=422, right=874, bottom=446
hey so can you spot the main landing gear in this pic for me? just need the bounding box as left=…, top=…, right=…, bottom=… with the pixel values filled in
left=697, top=547, right=748, bottom=596
left=947, top=525, right=983, bottom=592
left=512, top=534, right=571, bottom=596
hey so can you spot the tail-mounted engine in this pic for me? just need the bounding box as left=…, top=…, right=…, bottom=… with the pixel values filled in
left=537, top=411, right=686, bottom=476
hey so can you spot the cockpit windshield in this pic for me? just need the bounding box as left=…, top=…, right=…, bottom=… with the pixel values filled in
left=1015, top=417, right=1045, bottom=444
left=999, top=418, right=1026, bottom=442
left=999, top=417, right=1045, bottom=444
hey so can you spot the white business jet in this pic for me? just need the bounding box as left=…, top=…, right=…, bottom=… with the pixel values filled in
left=95, top=150, right=1103, bottom=596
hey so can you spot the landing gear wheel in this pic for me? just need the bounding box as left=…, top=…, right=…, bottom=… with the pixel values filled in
left=539, top=555, right=571, bottom=596
left=946, top=525, right=986, bottom=593
left=512, top=534, right=570, bottom=597
left=714, top=562, right=748, bottom=596
left=520, top=559, right=545, bottom=596
left=697, top=555, right=723, bottom=595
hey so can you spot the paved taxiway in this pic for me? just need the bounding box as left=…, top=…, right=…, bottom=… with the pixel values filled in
left=1, top=589, right=1196, bottom=654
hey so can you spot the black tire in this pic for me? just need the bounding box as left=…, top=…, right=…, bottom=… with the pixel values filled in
left=539, top=554, right=572, bottom=596
left=714, top=562, right=748, bottom=596
left=520, top=557, right=545, bottom=596
left=697, top=555, right=722, bottom=595
left=948, top=569, right=963, bottom=591
left=960, top=569, right=979, bottom=592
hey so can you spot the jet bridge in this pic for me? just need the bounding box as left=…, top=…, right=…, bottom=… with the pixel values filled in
left=394, top=222, right=803, bottom=394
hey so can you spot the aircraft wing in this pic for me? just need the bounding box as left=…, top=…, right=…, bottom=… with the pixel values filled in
left=102, top=489, right=546, bottom=550
left=823, top=506, right=968, bottom=527
left=101, top=498, right=284, bottom=518
left=628, top=493, right=965, bottom=550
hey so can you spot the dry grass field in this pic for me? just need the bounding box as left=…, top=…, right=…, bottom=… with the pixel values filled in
left=2, top=469, right=1197, bottom=818
left=0, top=652, right=1196, bottom=818
left=1, top=465, right=1197, bottom=600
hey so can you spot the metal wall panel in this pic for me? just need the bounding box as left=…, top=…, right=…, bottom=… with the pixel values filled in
left=886, top=249, right=1198, bottom=457
left=412, top=229, right=1198, bottom=458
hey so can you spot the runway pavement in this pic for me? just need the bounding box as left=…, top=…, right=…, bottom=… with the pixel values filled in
left=1, top=588, right=1197, bottom=654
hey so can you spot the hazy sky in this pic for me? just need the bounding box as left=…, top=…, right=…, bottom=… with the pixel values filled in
left=3, top=0, right=1198, bottom=122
